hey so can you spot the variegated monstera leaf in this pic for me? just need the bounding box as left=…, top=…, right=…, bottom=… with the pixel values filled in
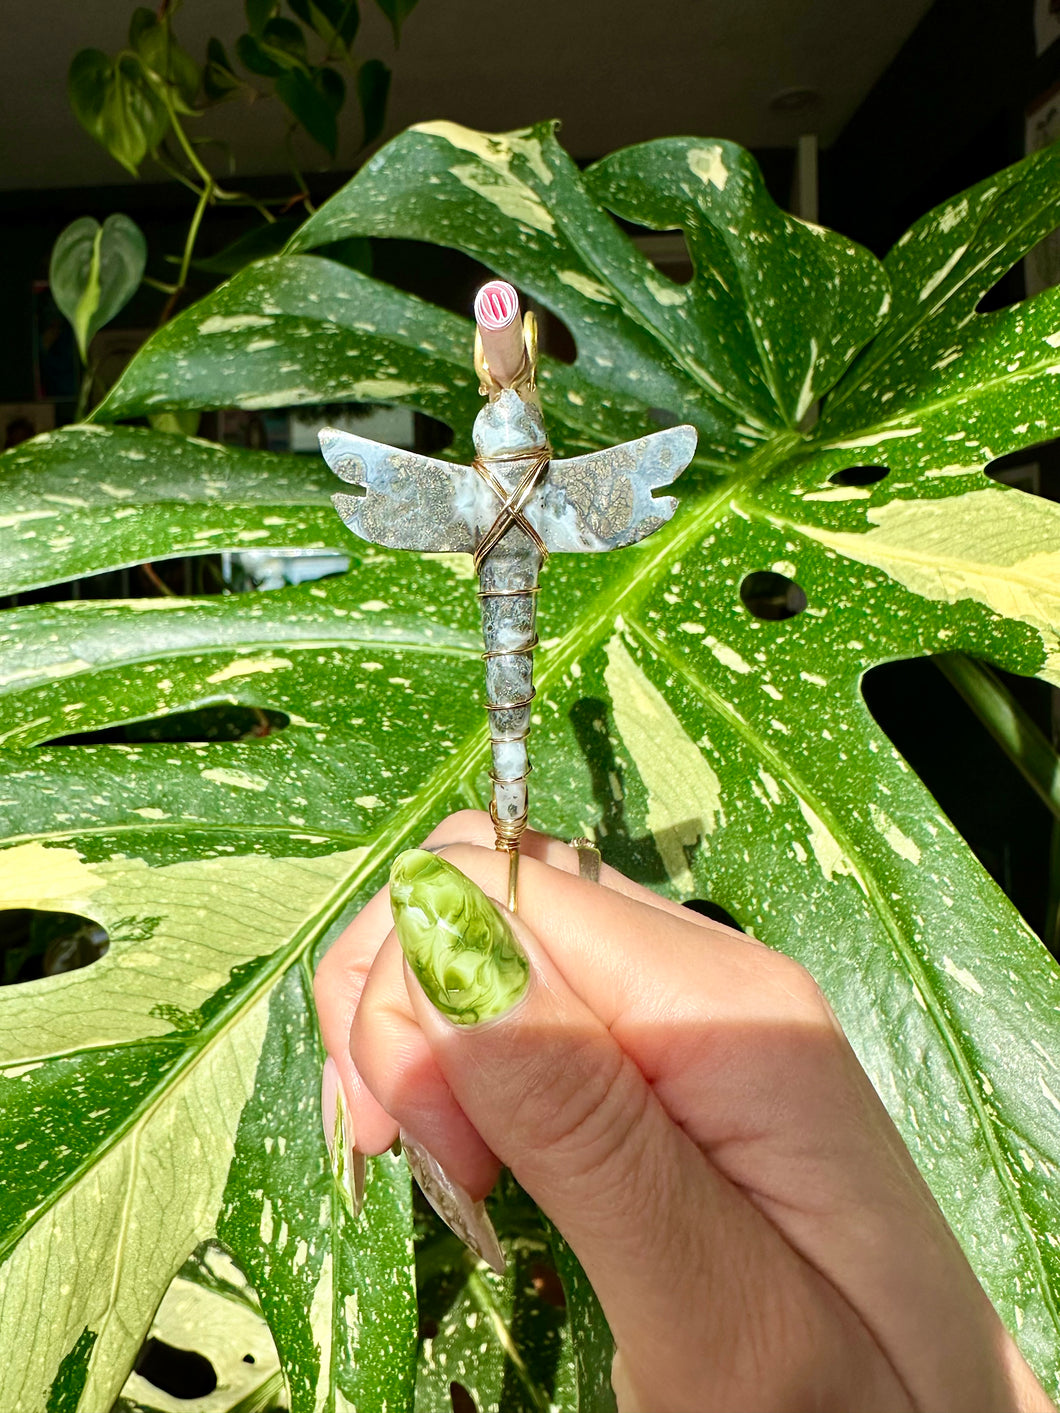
left=2, top=120, right=1060, bottom=1411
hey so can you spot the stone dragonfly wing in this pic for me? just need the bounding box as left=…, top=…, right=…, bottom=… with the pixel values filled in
left=319, top=427, right=482, bottom=553
left=529, top=425, right=698, bottom=553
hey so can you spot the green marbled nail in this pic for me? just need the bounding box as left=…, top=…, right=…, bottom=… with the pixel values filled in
left=389, top=849, right=529, bottom=1025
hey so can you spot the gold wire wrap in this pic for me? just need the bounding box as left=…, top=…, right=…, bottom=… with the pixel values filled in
left=482, top=634, right=539, bottom=661
left=490, top=766, right=533, bottom=785
left=490, top=799, right=528, bottom=912
left=485, top=690, right=536, bottom=711
left=473, top=444, right=549, bottom=902
left=471, top=447, right=551, bottom=572
left=473, top=309, right=543, bottom=913
left=490, top=800, right=528, bottom=846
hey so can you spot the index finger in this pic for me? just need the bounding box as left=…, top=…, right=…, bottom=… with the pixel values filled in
left=423, top=810, right=751, bottom=937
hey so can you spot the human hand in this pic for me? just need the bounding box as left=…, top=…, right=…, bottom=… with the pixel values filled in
left=314, top=811, right=1051, bottom=1412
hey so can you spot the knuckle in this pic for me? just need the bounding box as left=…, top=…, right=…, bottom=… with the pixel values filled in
left=768, top=952, right=834, bottom=1026
left=507, top=1038, right=650, bottom=1185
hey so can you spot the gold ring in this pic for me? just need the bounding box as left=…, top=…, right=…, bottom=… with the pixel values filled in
left=569, top=836, right=601, bottom=884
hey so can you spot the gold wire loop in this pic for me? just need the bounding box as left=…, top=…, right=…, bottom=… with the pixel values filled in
left=485, top=690, right=536, bottom=711
left=477, top=584, right=541, bottom=598
left=482, top=635, right=539, bottom=661
left=490, top=801, right=528, bottom=845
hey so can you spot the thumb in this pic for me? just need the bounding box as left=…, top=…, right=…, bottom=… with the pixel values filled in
left=388, top=849, right=757, bottom=1408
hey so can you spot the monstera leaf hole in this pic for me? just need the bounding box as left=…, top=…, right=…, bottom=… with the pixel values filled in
left=684, top=898, right=746, bottom=933
left=120, top=1244, right=286, bottom=1411
left=987, top=441, right=1055, bottom=500
left=739, top=571, right=809, bottom=621
left=529, top=1260, right=567, bottom=1308
left=863, top=657, right=1053, bottom=939
left=0, top=557, right=235, bottom=612
left=0, top=910, right=108, bottom=984
left=449, top=1382, right=476, bottom=1412
left=828, top=464, right=890, bottom=487
left=43, top=704, right=291, bottom=747
left=133, top=1338, right=217, bottom=1398
left=974, top=255, right=1035, bottom=314
left=622, top=217, right=694, bottom=288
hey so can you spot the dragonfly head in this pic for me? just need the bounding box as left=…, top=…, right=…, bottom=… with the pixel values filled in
left=472, top=388, right=547, bottom=461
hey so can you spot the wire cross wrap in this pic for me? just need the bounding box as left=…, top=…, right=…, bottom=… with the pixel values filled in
left=470, top=446, right=551, bottom=573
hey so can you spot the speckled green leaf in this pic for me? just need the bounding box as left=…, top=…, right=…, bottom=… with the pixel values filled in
left=92, top=258, right=485, bottom=456
left=286, top=122, right=887, bottom=464
left=5, top=124, right=1060, bottom=1407
left=7, top=829, right=416, bottom=1413
left=0, top=426, right=339, bottom=596
left=547, top=1227, right=615, bottom=1413
left=415, top=1249, right=561, bottom=1413
left=822, top=138, right=1060, bottom=456
left=114, top=1253, right=284, bottom=1411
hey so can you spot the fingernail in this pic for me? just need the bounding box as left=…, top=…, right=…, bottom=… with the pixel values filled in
left=321, top=1056, right=366, bottom=1218
left=400, top=1127, right=506, bottom=1274
left=389, top=849, right=529, bottom=1026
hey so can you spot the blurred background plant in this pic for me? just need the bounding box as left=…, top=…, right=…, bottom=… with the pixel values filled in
left=53, top=0, right=417, bottom=415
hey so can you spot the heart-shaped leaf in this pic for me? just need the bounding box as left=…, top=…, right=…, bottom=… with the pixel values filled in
left=204, top=35, right=240, bottom=101
left=289, top=0, right=360, bottom=51
left=244, top=0, right=279, bottom=37
left=372, top=0, right=419, bottom=45
left=235, top=32, right=285, bottom=79
left=263, top=15, right=310, bottom=65
left=276, top=65, right=339, bottom=154
left=129, top=6, right=200, bottom=109
left=68, top=50, right=169, bottom=175
left=49, top=214, right=147, bottom=361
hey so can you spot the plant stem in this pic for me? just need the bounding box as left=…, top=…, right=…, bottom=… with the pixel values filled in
left=153, top=147, right=205, bottom=196
left=934, top=652, right=1060, bottom=820
left=165, top=97, right=217, bottom=190
left=75, top=361, right=96, bottom=421
left=285, top=125, right=316, bottom=214
left=159, top=176, right=211, bottom=324
left=139, top=563, right=178, bottom=596
left=214, top=188, right=278, bottom=223
left=154, top=141, right=277, bottom=224
left=165, top=100, right=277, bottom=220
left=176, top=181, right=210, bottom=289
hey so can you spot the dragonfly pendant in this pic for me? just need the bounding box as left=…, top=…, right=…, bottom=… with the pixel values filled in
left=319, top=287, right=697, bottom=909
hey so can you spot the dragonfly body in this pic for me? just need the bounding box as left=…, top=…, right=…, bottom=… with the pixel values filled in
left=320, top=387, right=697, bottom=865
